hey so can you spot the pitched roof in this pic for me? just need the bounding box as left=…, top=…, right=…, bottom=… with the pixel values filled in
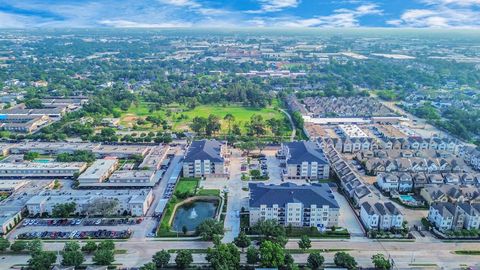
left=249, top=182, right=339, bottom=208
left=184, top=139, right=224, bottom=162
left=284, top=141, right=328, bottom=165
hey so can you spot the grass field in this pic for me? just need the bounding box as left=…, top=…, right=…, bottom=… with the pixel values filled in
left=118, top=101, right=288, bottom=134
left=174, top=178, right=199, bottom=195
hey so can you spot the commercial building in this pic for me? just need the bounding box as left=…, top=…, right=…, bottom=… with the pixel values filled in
left=280, top=141, right=330, bottom=180
left=0, top=162, right=87, bottom=179
left=77, top=159, right=118, bottom=186
left=249, top=182, right=339, bottom=229
left=26, top=189, right=154, bottom=217
left=183, top=140, right=227, bottom=178
left=360, top=201, right=404, bottom=231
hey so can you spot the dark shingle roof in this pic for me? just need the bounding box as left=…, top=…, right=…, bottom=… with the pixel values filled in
left=184, top=139, right=224, bottom=163
left=249, top=182, right=338, bottom=208
left=285, top=141, right=328, bottom=165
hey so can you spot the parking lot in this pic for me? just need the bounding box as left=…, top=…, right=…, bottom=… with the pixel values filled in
left=22, top=217, right=143, bottom=227
left=17, top=229, right=132, bottom=240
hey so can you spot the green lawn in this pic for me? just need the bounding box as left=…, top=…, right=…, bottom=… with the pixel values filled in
left=174, top=178, right=199, bottom=195
left=118, top=101, right=288, bottom=134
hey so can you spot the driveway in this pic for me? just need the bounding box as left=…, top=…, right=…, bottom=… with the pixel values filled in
left=332, top=191, right=365, bottom=236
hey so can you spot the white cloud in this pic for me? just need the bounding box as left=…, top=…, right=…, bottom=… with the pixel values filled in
left=246, top=0, right=300, bottom=13
left=158, top=0, right=200, bottom=8
left=99, top=19, right=191, bottom=28
left=274, top=3, right=381, bottom=27
left=389, top=1, right=480, bottom=28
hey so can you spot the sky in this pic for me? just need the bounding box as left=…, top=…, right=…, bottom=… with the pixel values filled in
left=0, top=0, right=480, bottom=28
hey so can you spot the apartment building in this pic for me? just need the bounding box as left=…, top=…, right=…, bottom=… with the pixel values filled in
left=280, top=141, right=330, bottom=180
left=360, top=201, right=404, bottom=231
left=183, top=140, right=226, bottom=178
left=249, top=182, right=339, bottom=229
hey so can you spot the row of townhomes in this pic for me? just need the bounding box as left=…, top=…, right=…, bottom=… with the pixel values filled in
left=318, top=137, right=375, bottom=153
left=378, top=137, right=461, bottom=154
left=325, top=143, right=374, bottom=206
left=420, top=185, right=480, bottom=205
left=318, top=136, right=462, bottom=154
left=377, top=172, right=480, bottom=193
left=182, top=139, right=228, bottom=178
left=248, top=182, right=339, bottom=229
left=460, top=145, right=480, bottom=171
left=365, top=157, right=464, bottom=175
left=360, top=201, right=404, bottom=231
left=279, top=141, right=330, bottom=180
left=428, top=202, right=480, bottom=232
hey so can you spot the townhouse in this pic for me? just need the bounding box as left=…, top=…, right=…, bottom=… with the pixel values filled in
left=427, top=202, right=480, bottom=232
left=360, top=201, right=404, bottom=231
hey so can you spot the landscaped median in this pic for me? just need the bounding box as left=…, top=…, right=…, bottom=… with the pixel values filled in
left=156, top=178, right=224, bottom=238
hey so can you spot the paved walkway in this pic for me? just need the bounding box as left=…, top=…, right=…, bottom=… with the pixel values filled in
left=280, top=109, right=296, bottom=141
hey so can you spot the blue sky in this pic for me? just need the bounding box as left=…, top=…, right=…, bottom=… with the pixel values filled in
left=0, top=0, right=480, bottom=28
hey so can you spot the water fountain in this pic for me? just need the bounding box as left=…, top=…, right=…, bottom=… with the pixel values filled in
left=189, top=208, right=198, bottom=219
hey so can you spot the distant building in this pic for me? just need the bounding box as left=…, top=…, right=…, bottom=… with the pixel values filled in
left=183, top=140, right=227, bottom=178
left=280, top=141, right=330, bottom=180
left=360, top=201, right=403, bottom=231
left=0, top=162, right=87, bottom=179
left=249, top=182, right=339, bottom=229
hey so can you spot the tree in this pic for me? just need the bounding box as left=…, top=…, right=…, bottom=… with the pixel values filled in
left=334, top=252, right=358, bottom=270
left=140, top=262, right=156, bottom=270
left=28, top=251, right=57, bottom=270
left=206, top=243, right=241, bottom=270
left=0, top=238, right=10, bottom=251
left=52, top=202, right=76, bottom=218
left=248, top=114, right=266, bottom=136
left=259, top=240, right=285, bottom=268
left=298, top=235, right=311, bottom=251
left=206, top=114, right=221, bottom=136
left=153, top=249, right=171, bottom=269
left=234, top=231, right=251, bottom=251
left=93, top=249, right=115, bottom=265
left=196, top=219, right=224, bottom=241
left=253, top=219, right=286, bottom=243
left=25, top=98, right=44, bottom=109
left=372, top=254, right=392, bottom=270
left=81, top=241, right=97, bottom=253
left=98, top=240, right=115, bottom=251
left=246, top=246, right=259, bottom=266
left=307, top=252, right=325, bottom=270
left=85, top=198, right=119, bottom=216
left=62, top=249, right=85, bottom=267
left=175, top=250, right=193, bottom=269
left=27, top=239, right=43, bottom=254
left=284, top=253, right=298, bottom=270
left=24, top=151, right=39, bottom=161
left=238, top=141, right=256, bottom=156
left=190, top=116, right=208, bottom=135
left=10, top=241, right=27, bottom=252
left=63, top=241, right=80, bottom=252
left=224, top=113, right=235, bottom=134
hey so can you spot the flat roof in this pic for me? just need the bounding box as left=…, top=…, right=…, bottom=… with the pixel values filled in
left=78, top=159, right=117, bottom=180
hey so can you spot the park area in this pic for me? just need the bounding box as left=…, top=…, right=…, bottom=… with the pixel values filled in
left=157, top=178, right=222, bottom=237
left=116, top=100, right=290, bottom=135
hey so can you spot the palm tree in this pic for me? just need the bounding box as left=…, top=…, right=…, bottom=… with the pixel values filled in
left=224, top=113, right=235, bottom=134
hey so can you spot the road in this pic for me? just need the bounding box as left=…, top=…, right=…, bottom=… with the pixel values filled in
left=13, top=238, right=474, bottom=269
left=280, top=109, right=296, bottom=141
left=221, top=148, right=248, bottom=243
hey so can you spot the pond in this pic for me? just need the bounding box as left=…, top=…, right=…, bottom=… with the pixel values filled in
left=171, top=201, right=218, bottom=232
